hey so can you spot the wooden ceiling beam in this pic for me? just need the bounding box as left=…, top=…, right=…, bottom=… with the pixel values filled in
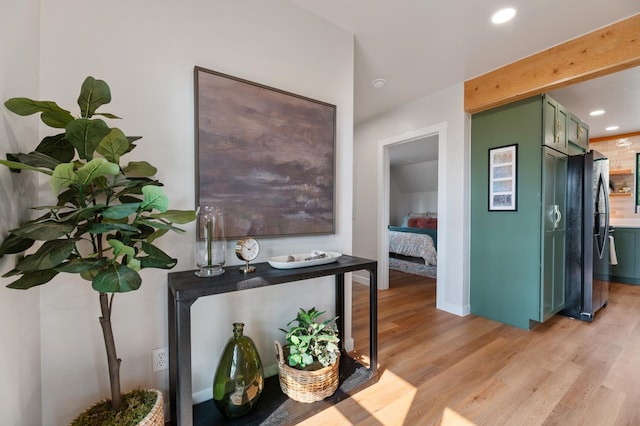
left=590, top=131, right=640, bottom=143
left=464, top=14, right=640, bottom=114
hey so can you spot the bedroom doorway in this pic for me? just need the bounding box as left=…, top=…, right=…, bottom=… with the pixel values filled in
left=377, top=123, right=445, bottom=291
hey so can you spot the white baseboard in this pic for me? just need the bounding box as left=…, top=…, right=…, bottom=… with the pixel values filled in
left=352, top=273, right=369, bottom=285
left=192, top=387, right=213, bottom=405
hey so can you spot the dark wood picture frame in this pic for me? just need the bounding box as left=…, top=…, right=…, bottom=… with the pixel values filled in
left=488, top=144, right=518, bottom=211
left=194, top=66, right=336, bottom=239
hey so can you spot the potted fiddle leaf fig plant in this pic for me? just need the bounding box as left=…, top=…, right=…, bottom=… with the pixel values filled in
left=275, top=307, right=341, bottom=403
left=0, top=76, right=195, bottom=424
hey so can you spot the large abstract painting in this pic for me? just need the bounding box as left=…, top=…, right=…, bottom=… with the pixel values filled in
left=194, top=66, right=336, bottom=238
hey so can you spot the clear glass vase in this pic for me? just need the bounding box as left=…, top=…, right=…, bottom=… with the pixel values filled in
left=195, top=205, right=226, bottom=277
left=213, top=323, right=264, bottom=418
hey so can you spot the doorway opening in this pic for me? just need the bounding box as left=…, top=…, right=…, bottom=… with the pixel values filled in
left=377, top=123, right=446, bottom=293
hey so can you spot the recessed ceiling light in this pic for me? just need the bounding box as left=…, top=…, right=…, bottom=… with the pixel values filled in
left=491, top=8, right=516, bottom=24
left=606, top=125, right=620, bottom=131
left=589, top=109, right=605, bottom=116
left=372, top=78, right=386, bottom=89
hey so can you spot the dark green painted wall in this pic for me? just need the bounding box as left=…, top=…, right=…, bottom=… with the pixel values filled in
left=470, top=96, right=544, bottom=329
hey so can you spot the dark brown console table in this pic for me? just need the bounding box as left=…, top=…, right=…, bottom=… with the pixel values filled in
left=167, top=255, right=378, bottom=425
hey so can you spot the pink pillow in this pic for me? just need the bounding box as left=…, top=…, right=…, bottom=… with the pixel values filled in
left=407, top=217, right=420, bottom=227
left=407, top=217, right=437, bottom=229
left=424, top=218, right=437, bottom=229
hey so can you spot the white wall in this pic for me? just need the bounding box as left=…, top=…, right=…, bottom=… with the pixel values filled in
left=1, top=1, right=355, bottom=424
left=389, top=159, right=438, bottom=225
left=354, top=83, right=470, bottom=315
left=0, top=1, right=43, bottom=425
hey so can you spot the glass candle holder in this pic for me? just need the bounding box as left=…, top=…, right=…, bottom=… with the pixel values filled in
left=195, top=205, right=226, bottom=277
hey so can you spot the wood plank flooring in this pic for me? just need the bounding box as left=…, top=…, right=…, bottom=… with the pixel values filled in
left=300, top=270, right=640, bottom=425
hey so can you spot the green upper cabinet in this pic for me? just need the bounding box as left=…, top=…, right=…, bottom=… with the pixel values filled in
left=471, top=94, right=572, bottom=330
left=543, top=95, right=569, bottom=155
left=567, top=113, right=589, bottom=153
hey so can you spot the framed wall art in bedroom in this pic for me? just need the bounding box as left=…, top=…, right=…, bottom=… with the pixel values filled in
left=194, top=66, right=336, bottom=238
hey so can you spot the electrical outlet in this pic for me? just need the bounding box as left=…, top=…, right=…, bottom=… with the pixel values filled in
left=152, top=347, right=168, bottom=372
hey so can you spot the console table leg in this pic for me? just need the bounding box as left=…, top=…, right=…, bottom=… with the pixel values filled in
left=335, top=273, right=345, bottom=351
left=169, top=295, right=196, bottom=426
left=369, top=268, right=378, bottom=376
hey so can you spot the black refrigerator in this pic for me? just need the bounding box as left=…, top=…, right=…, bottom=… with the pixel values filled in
left=562, top=150, right=610, bottom=321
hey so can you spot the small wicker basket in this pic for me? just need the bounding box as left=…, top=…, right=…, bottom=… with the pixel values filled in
left=275, top=340, right=340, bottom=403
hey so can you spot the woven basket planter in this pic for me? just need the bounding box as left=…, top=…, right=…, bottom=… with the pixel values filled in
left=275, top=340, right=340, bottom=403
left=137, top=389, right=164, bottom=426
left=71, top=388, right=163, bottom=426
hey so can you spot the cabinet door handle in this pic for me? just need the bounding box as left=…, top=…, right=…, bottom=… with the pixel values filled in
left=554, top=205, right=562, bottom=229
left=555, top=119, right=564, bottom=143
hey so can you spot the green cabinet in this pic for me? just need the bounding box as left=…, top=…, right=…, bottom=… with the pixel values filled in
left=471, top=95, right=574, bottom=329
left=567, top=113, right=589, bottom=153
left=543, top=95, right=569, bottom=155
left=610, top=227, right=640, bottom=285
left=541, top=147, right=567, bottom=320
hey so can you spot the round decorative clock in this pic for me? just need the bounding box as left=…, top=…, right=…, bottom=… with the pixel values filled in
left=235, top=237, right=260, bottom=273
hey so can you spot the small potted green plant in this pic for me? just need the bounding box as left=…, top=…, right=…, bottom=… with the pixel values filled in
left=275, top=307, right=340, bottom=403
left=0, top=76, right=195, bottom=424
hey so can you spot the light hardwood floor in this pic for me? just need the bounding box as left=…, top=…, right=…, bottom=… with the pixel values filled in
left=300, top=270, right=640, bottom=426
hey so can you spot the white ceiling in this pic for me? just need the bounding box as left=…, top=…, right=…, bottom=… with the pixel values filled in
left=549, top=67, right=640, bottom=138
left=389, top=135, right=438, bottom=166
left=289, top=0, right=639, bottom=135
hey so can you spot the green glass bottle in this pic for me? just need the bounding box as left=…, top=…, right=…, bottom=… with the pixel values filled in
left=213, top=323, right=264, bottom=417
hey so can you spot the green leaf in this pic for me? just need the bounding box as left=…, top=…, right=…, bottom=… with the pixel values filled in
left=145, top=228, right=169, bottom=244
left=126, top=258, right=141, bottom=272
left=65, top=118, right=111, bottom=160
left=16, top=151, right=60, bottom=170
left=94, top=112, right=121, bottom=119
left=122, top=161, right=157, bottom=177
left=80, top=269, right=99, bottom=282
left=78, top=76, right=111, bottom=118
left=96, top=128, right=130, bottom=164
left=101, top=203, right=141, bottom=219
left=140, top=186, right=168, bottom=212
left=35, top=134, right=75, bottom=163
left=5, top=98, right=51, bottom=115
left=149, top=209, right=196, bottom=224
left=76, top=158, right=120, bottom=185
left=50, top=163, right=77, bottom=194
left=0, top=159, right=54, bottom=176
left=65, top=204, right=107, bottom=223
left=16, top=240, right=76, bottom=271
left=139, top=241, right=177, bottom=269
left=2, top=268, right=21, bottom=278
left=0, top=234, right=35, bottom=257
left=4, top=98, right=74, bottom=128
left=88, top=222, right=140, bottom=234
left=108, top=239, right=136, bottom=259
left=11, top=221, right=75, bottom=240
left=92, top=264, right=141, bottom=293
left=136, top=218, right=186, bottom=233
left=56, top=258, right=107, bottom=273
left=6, top=269, right=59, bottom=289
